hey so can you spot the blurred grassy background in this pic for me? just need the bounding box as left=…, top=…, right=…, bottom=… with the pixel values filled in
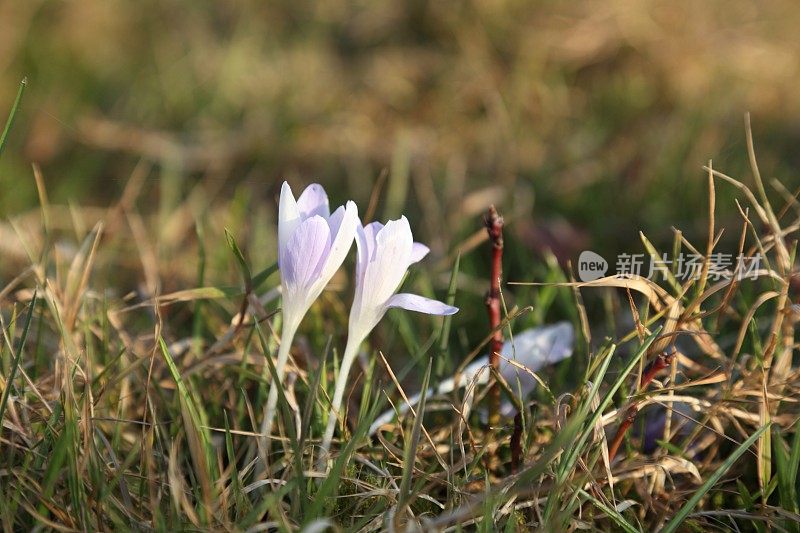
left=3, top=5, right=800, bottom=528
left=2, top=0, right=800, bottom=338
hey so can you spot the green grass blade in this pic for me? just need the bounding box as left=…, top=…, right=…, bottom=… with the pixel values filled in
left=773, top=425, right=799, bottom=532
left=40, top=419, right=71, bottom=503
left=789, top=415, right=800, bottom=493
left=158, top=336, right=218, bottom=489
left=357, top=343, right=377, bottom=425
left=251, top=262, right=279, bottom=291
left=438, top=252, right=460, bottom=354
left=224, top=228, right=252, bottom=290
left=306, top=392, right=384, bottom=521
left=543, top=330, right=658, bottom=526
left=566, top=329, right=659, bottom=473
left=436, top=252, right=460, bottom=378
left=0, top=77, right=27, bottom=160
left=398, top=356, right=433, bottom=510
left=223, top=411, right=249, bottom=518
left=661, top=423, right=771, bottom=533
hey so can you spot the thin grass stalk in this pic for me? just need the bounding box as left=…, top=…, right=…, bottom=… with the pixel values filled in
left=0, top=77, right=27, bottom=160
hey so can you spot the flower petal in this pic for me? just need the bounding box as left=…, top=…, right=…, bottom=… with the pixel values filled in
left=280, top=215, right=331, bottom=303
left=362, top=222, right=383, bottom=261
left=278, top=182, right=301, bottom=260
left=327, top=205, right=345, bottom=239
left=315, top=201, right=358, bottom=290
left=501, top=322, right=574, bottom=369
left=355, top=221, right=383, bottom=282
left=498, top=322, right=574, bottom=399
left=296, top=183, right=330, bottom=219
left=349, top=218, right=412, bottom=341
left=410, top=243, right=430, bottom=264
left=362, top=217, right=413, bottom=305
left=386, top=293, right=458, bottom=315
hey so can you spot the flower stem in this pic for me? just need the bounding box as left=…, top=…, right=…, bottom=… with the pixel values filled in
left=259, top=320, right=299, bottom=459
left=318, top=336, right=360, bottom=470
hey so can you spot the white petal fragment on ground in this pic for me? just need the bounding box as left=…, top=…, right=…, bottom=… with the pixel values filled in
left=369, top=321, right=575, bottom=435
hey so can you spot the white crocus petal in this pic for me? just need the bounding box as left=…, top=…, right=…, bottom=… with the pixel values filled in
left=277, top=183, right=358, bottom=319
left=368, top=322, right=574, bottom=435
left=327, top=205, right=346, bottom=239
left=280, top=215, right=331, bottom=324
left=350, top=218, right=413, bottom=338
left=354, top=221, right=382, bottom=281
left=387, top=293, right=458, bottom=315
left=410, top=242, right=429, bottom=263
left=296, top=183, right=330, bottom=219
left=364, top=217, right=413, bottom=301
left=363, top=221, right=384, bottom=258
left=315, top=201, right=358, bottom=287
left=499, top=322, right=574, bottom=413
left=451, top=323, right=575, bottom=393
left=350, top=216, right=457, bottom=342
left=278, top=182, right=301, bottom=260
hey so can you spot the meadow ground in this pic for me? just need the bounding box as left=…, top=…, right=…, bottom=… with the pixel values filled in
left=1, top=1, right=800, bottom=531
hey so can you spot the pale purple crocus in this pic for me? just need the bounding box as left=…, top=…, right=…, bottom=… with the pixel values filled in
left=261, top=182, right=358, bottom=444
left=319, top=216, right=458, bottom=463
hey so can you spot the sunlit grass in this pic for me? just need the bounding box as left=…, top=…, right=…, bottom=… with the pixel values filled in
left=2, top=4, right=800, bottom=526
left=1, top=107, right=798, bottom=529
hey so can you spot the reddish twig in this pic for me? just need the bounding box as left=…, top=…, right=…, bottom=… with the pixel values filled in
left=484, top=205, right=504, bottom=429
left=640, top=350, right=675, bottom=389
left=510, top=411, right=523, bottom=474
left=608, top=349, right=676, bottom=462
left=607, top=405, right=638, bottom=461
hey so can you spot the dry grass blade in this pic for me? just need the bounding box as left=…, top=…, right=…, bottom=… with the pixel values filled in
left=0, top=291, right=37, bottom=428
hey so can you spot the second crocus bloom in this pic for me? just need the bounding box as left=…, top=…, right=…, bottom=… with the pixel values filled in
left=319, top=216, right=458, bottom=464
left=348, top=217, right=457, bottom=342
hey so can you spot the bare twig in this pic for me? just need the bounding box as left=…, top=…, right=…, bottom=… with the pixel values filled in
left=607, top=405, right=638, bottom=463
left=484, top=205, right=504, bottom=429
left=608, top=349, right=676, bottom=462
left=510, top=411, right=523, bottom=474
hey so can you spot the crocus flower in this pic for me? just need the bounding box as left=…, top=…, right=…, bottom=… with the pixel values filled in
left=319, top=216, right=458, bottom=463
left=278, top=182, right=361, bottom=332
left=261, top=182, right=358, bottom=443
left=369, top=321, right=574, bottom=434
